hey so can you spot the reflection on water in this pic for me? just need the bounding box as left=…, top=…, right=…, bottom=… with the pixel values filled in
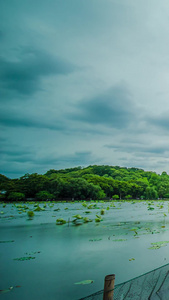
left=0, top=201, right=169, bottom=299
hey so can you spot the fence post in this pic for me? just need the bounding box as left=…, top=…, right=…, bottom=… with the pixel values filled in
left=103, top=274, right=115, bottom=300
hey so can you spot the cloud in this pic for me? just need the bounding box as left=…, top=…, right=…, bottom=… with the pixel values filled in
left=105, top=142, right=168, bottom=156
left=148, top=113, right=169, bottom=131
left=33, top=151, right=96, bottom=167
left=69, top=85, right=136, bottom=129
left=0, top=149, right=102, bottom=178
left=0, top=48, right=76, bottom=97
left=0, top=110, right=66, bottom=131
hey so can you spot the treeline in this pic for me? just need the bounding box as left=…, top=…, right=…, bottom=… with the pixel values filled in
left=1, top=165, right=169, bottom=201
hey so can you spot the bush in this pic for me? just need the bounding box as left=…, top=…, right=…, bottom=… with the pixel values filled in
left=112, top=195, right=119, bottom=200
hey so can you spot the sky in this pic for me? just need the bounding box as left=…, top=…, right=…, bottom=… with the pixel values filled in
left=1, top=0, right=169, bottom=178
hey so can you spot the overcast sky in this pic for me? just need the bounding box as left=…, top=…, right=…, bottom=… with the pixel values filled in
left=1, top=0, right=169, bottom=178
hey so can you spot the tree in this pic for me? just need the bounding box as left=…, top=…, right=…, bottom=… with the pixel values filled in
left=36, top=191, right=54, bottom=201
left=7, top=192, right=25, bottom=201
left=19, top=173, right=50, bottom=197
left=145, top=187, right=158, bottom=200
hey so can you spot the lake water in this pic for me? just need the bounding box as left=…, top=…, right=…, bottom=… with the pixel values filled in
left=0, top=200, right=169, bottom=300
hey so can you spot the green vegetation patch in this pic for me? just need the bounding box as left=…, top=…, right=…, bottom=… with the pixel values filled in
left=34, top=206, right=45, bottom=211
left=56, top=218, right=67, bottom=225
left=148, top=241, right=169, bottom=250
left=74, top=280, right=94, bottom=285
left=27, top=211, right=34, bottom=218
left=0, top=240, right=14, bottom=243
left=13, top=256, right=36, bottom=261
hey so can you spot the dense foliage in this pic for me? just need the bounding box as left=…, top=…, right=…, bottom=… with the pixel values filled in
left=1, top=165, right=169, bottom=201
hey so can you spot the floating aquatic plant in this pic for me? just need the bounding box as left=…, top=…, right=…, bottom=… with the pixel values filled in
left=148, top=207, right=154, bottom=210
left=56, top=218, right=67, bottom=225
left=72, top=215, right=83, bottom=225
left=0, top=240, right=14, bottom=243
left=34, top=206, right=45, bottom=211
left=27, top=211, right=34, bottom=218
left=74, top=280, right=94, bottom=285
left=148, top=241, right=169, bottom=250
left=100, top=209, right=105, bottom=215
left=13, top=256, right=35, bottom=261
left=83, top=217, right=92, bottom=223
left=95, top=215, right=103, bottom=222
left=73, top=214, right=82, bottom=219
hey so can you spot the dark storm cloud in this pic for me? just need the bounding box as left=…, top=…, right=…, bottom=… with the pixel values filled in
left=0, top=149, right=32, bottom=157
left=105, top=143, right=168, bottom=155
left=0, top=150, right=101, bottom=178
left=69, top=85, right=135, bottom=129
left=0, top=111, right=65, bottom=131
left=34, top=151, right=94, bottom=166
left=0, top=48, right=76, bottom=96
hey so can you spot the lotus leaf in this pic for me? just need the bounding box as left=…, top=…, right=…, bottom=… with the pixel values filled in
left=83, top=217, right=92, bottom=223
left=152, top=241, right=169, bottom=245
left=27, top=211, right=34, bottom=218
left=0, top=240, right=14, bottom=243
left=56, top=218, right=67, bottom=225
left=148, top=245, right=161, bottom=250
left=73, top=214, right=82, bottom=219
left=148, top=241, right=169, bottom=249
left=34, top=206, right=45, bottom=211
left=87, top=205, right=93, bottom=209
left=95, top=218, right=102, bottom=222
left=14, top=256, right=35, bottom=261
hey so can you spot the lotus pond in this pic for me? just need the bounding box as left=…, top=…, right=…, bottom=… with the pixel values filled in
left=1, top=200, right=169, bottom=299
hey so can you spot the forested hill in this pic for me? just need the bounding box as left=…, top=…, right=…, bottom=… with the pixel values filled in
left=1, top=165, right=169, bottom=201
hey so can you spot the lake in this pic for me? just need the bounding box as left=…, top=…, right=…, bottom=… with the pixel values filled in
left=0, top=200, right=169, bottom=299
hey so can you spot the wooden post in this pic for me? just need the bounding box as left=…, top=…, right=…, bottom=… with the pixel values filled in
left=103, top=274, right=115, bottom=300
